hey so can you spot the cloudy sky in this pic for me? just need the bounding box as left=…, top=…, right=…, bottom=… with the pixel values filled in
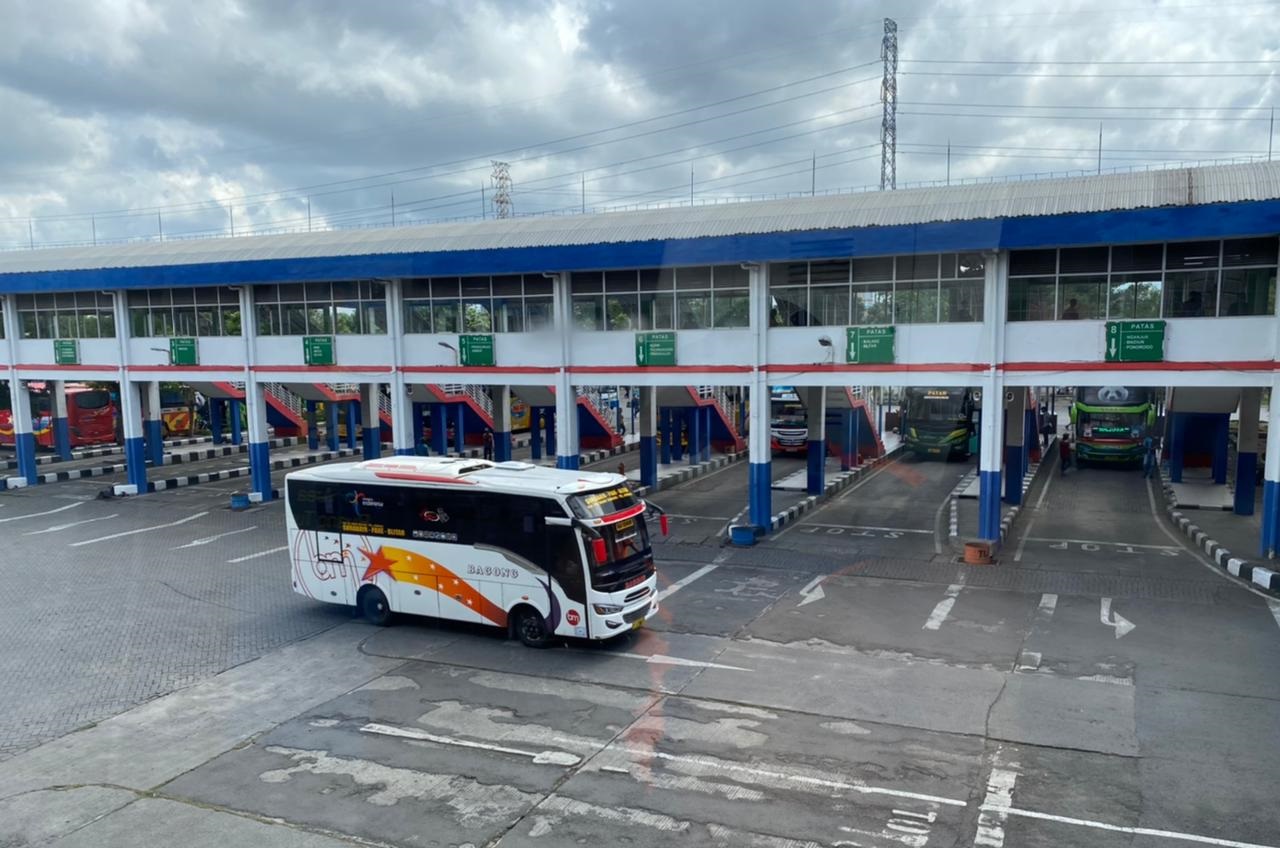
left=1, top=0, right=1277, bottom=248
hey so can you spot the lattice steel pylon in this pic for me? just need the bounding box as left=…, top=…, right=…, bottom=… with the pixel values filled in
left=879, top=17, right=898, bottom=191
left=490, top=160, right=513, bottom=219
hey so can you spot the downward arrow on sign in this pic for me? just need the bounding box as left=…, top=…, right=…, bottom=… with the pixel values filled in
left=1100, top=597, right=1136, bottom=639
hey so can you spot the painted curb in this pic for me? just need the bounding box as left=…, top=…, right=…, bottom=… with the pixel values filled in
left=769, top=444, right=906, bottom=533
left=635, top=451, right=742, bottom=498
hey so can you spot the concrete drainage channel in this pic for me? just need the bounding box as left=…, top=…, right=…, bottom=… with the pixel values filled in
left=1157, top=470, right=1280, bottom=596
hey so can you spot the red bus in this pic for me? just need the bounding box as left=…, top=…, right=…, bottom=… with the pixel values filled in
left=0, top=384, right=117, bottom=449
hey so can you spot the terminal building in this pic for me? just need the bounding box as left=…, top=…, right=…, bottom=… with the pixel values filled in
left=2, top=161, right=1278, bottom=552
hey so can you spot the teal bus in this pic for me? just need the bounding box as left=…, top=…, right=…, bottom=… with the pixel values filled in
left=902, top=387, right=976, bottom=460
left=1070, top=386, right=1155, bottom=464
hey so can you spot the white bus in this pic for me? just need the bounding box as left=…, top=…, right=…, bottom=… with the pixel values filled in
left=284, top=456, right=666, bottom=647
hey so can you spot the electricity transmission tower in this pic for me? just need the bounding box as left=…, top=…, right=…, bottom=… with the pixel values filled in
left=490, top=161, right=513, bottom=219
left=879, top=17, right=898, bottom=191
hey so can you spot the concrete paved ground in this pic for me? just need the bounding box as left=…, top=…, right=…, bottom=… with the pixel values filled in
left=2, top=439, right=1279, bottom=848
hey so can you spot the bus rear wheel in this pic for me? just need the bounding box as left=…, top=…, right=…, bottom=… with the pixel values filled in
left=358, top=586, right=391, bottom=627
left=513, top=607, right=552, bottom=648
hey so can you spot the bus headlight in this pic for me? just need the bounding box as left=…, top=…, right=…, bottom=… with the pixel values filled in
left=593, top=603, right=623, bottom=615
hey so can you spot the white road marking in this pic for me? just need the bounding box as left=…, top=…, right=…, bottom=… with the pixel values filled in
left=1270, top=601, right=1280, bottom=632
left=360, top=722, right=581, bottom=766
left=797, top=575, right=826, bottom=607
left=802, top=522, right=931, bottom=534
left=974, top=763, right=1019, bottom=846
left=655, top=553, right=726, bottom=602
left=982, top=805, right=1280, bottom=848
left=923, top=578, right=965, bottom=631
left=22, top=513, right=118, bottom=535
left=69, top=511, right=209, bottom=547
left=665, top=512, right=733, bottom=521
left=1038, top=593, right=1058, bottom=617
left=172, top=525, right=258, bottom=549
left=227, top=545, right=289, bottom=563
left=1100, top=597, right=1136, bottom=639
left=614, top=652, right=749, bottom=672
left=1023, top=536, right=1178, bottom=550
left=0, top=502, right=82, bottom=523
left=772, top=454, right=901, bottom=540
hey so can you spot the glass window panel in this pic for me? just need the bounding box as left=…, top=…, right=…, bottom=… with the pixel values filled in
left=1009, top=249, right=1057, bottom=277
left=770, top=286, right=808, bottom=327
left=637, top=269, right=665, bottom=291
left=712, top=291, right=749, bottom=328
left=196, top=307, right=219, bottom=337
left=769, top=262, right=808, bottom=286
left=305, top=282, right=331, bottom=301
left=34, top=293, right=55, bottom=309
left=34, top=312, right=54, bottom=338
left=151, top=308, right=175, bottom=337
left=278, top=283, right=306, bottom=302
left=1166, top=241, right=1220, bottom=270
left=176, top=305, right=196, bottom=335
left=1223, top=238, right=1278, bottom=267
left=1007, top=277, right=1056, bottom=321
left=405, top=302, right=432, bottom=333
left=194, top=287, right=219, bottom=304
left=127, top=290, right=149, bottom=307
left=331, top=281, right=358, bottom=299
left=463, top=300, right=492, bottom=332
left=220, top=308, right=241, bottom=336
left=570, top=272, right=603, bottom=293
left=1162, top=270, right=1218, bottom=318
left=572, top=295, right=605, bottom=330
left=958, top=253, right=985, bottom=278
left=895, top=280, right=939, bottom=324
left=1219, top=267, right=1276, bottom=316
left=939, top=278, right=983, bottom=322
left=676, top=266, right=712, bottom=289
left=524, top=297, right=553, bottom=330
left=335, top=304, right=361, bottom=334
left=129, top=308, right=151, bottom=337
left=54, top=292, right=76, bottom=309
left=852, top=256, right=894, bottom=282
left=677, top=292, right=710, bottom=328
left=639, top=292, right=674, bottom=330
left=605, top=270, right=638, bottom=292
left=253, top=285, right=278, bottom=304
left=256, top=304, right=280, bottom=336
left=79, top=312, right=100, bottom=338
left=852, top=281, right=893, bottom=325
left=491, top=275, right=522, bottom=296
left=1111, top=243, right=1163, bottom=272
left=429, top=301, right=459, bottom=334
left=1057, top=275, right=1107, bottom=320
left=75, top=292, right=97, bottom=310
left=461, top=277, right=491, bottom=298
left=403, top=278, right=431, bottom=298
left=307, top=305, right=333, bottom=334
left=492, top=297, right=523, bottom=332
left=170, top=288, right=194, bottom=305
left=282, top=303, right=308, bottom=335
left=523, top=275, right=552, bottom=296
left=897, top=254, right=939, bottom=281
left=361, top=301, right=388, bottom=334
left=98, top=310, right=116, bottom=338
left=809, top=260, right=850, bottom=285
left=1059, top=247, right=1109, bottom=274
left=56, top=312, right=78, bottom=338
left=808, top=286, right=850, bottom=326
left=1107, top=275, right=1163, bottom=320
left=364, top=280, right=386, bottom=300
left=939, top=254, right=958, bottom=279
left=605, top=293, right=639, bottom=330
left=713, top=264, right=750, bottom=288
left=217, top=287, right=238, bottom=305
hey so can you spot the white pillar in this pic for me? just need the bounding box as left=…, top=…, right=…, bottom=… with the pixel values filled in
left=110, top=291, right=147, bottom=492
left=747, top=263, right=772, bottom=531
left=492, top=385, right=512, bottom=461
left=551, top=272, right=580, bottom=469
left=977, top=250, right=1009, bottom=541
left=385, top=279, right=413, bottom=456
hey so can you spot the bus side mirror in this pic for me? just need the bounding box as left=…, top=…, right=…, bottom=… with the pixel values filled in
left=660, top=514, right=669, bottom=536
left=591, top=537, right=608, bottom=563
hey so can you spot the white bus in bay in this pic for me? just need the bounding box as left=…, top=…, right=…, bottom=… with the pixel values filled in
left=284, top=456, right=667, bottom=646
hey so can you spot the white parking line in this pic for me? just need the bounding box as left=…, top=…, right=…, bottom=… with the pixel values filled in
left=803, top=522, right=931, bottom=534
left=655, top=550, right=728, bottom=602
left=172, top=526, right=258, bottom=549
left=360, top=722, right=581, bottom=766
left=69, top=511, right=209, bottom=547
left=23, top=514, right=119, bottom=535
left=982, top=805, right=1279, bottom=848
left=227, top=545, right=289, bottom=563
left=0, top=502, right=82, bottom=523
left=974, top=762, right=1019, bottom=846
left=664, top=513, right=733, bottom=521
left=1269, top=601, right=1280, bottom=632
left=1023, top=536, right=1178, bottom=550
left=1038, top=593, right=1058, bottom=617
left=923, top=577, right=965, bottom=631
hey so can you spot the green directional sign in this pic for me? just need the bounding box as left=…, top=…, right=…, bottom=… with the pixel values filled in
left=635, top=331, right=677, bottom=366
left=1105, top=320, right=1165, bottom=363
left=169, top=337, right=198, bottom=366
left=303, top=335, right=335, bottom=366
left=846, top=326, right=895, bottom=365
left=53, top=339, right=79, bottom=366
left=459, top=334, right=495, bottom=367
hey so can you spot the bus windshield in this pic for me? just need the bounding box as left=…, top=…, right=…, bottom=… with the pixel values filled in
left=1080, top=410, right=1142, bottom=436
left=909, top=391, right=965, bottom=422
left=568, top=485, right=641, bottom=519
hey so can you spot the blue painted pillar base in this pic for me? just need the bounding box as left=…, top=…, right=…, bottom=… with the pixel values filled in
left=53, top=416, right=71, bottom=461
left=688, top=409, right=700, bottom=467
left=430, top=404, right=447, bottom=455
left=1004, top=445, right=1023, bottom=505
left=701, top=406, right=711, bottom=462
left=840, top=410, right=853, bottom=471
left=640, top=435, right=658, bottom=488
left=306, top=401, right=319, bottom=451
left=249, top=440, right=272, bottom=501
left=345, top=403, right=359, bottom=450
left=454, top=404, right=466, bottom=455
left=748, top=461, right=773, bottom=530
left=395, top=448, right=415, bottom=456
left=145, top=419, right=165, bottom=467
left=1235, top=452, right=1258, bottom=516
left=979, top=469, right=1003, bottom=541
left=556, top=454, right=580, bottom=470
left=124, top=435, right=147, bottom=490
left=327, top=403, right=340, bottom=452
left=807, top=439, right=825, bottom=495
left=1262, top=480, right=1280, bottom=558
left=1169, top=412, right=1186, bottom=483
left=412, top=403, right=425, bottom=455
left=660, top=409, right=672, bottom=464
left=547, top=411, right=556, bottom=457
left=495, top=430, right=512, bottom=462
left=230, top=400, right=243, bottom=446
left=210, top=400, right=225, bottom=445
left=671, top=412, right=684, bottom=462
left=15, top=432, right=38, bottom=484
left=362, top=426, right=381, bottom=461
left=1212, top=414, right=1230, bottom=485
left=530, top=411, right=543, bottom=460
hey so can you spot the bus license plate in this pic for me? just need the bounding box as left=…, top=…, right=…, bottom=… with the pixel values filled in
left=631, top=618, right=644, bottom=630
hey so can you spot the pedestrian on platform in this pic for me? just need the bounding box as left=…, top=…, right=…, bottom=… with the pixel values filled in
left=1143, top=434, right=1157, bottom=479
left=482, top=428, right=494, bottom=461
left=1059, top=435, right=1073, bottom=476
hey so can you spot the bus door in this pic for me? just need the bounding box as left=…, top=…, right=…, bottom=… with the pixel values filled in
left=311, top=487, right=353, bottom=606
left=543, top=514, right=590, bottom=637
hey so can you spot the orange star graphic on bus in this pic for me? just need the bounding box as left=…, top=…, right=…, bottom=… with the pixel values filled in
left=359, top=545, right=398, bottom=582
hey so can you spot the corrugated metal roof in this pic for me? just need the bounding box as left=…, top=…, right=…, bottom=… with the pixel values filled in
left=2, top=161, right=1278, bottom=276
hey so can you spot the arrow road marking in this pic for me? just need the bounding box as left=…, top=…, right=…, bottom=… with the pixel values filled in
left=0, top=502, right=82, bottom=523
left=23, top=513, right=119, bottom=535
left=797, top=575, right=826, bottom=607
left=1100, top=597, right=1136, bottom=639
left=172, top=525, right=257, bottom=549
left=614, top=652, right=749, bottom=672
left=360, top=722, right=581, bottom=766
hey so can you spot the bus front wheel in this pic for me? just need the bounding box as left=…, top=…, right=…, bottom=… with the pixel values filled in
left=358, top=586, right=391, bottom=627
left=513, top=606, right=552, bottom=648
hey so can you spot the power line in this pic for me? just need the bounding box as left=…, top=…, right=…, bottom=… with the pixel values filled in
left=902, top=58, right=1280, bottom=65
left=900, top=70, right=1280, bottom=78
left=899, top=100, right=1276, bottom=113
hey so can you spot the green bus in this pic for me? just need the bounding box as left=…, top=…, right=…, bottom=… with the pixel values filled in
left=1070, top=386, right=1155, bottom=465
left=902, top=387, right=976, bottom=460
